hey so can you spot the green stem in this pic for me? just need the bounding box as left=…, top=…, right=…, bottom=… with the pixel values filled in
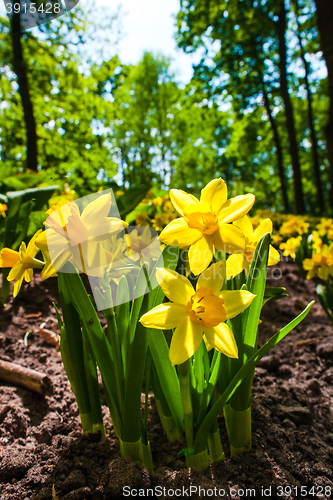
left=208, top=429, right=225, bottom=462
left=178, top=359, right=193, bottom=451
left=104, top=308, right=124, bottom=413
left=207, top=386, right=224, bottom=462
left=186, top=449, right=209, bottom=470
left=223, top=404, right=251, bottom=455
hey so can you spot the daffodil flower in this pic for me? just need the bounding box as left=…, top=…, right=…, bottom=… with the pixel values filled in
left=226, top=216, right=280, bottom=279
left=0, top=230, right=44, bottom=297
left=303, top=243, right=333, bottom=280
left=35, top=193, right=127, bottom=279
left=140, top=262, right=255, bottom=365
left=159, top=178, right=255, bottom=275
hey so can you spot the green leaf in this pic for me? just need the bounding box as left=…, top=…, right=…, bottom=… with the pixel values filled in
left=148, top=328, right=184, bottom=435
left=6, top=185, right=58, bottom=210
left=227, top=232, right=270, bottom=410
left=59, top=263, right=122, bottom=436
left=116, top=275, right=131, bottom=363
left=116, top=186, right=149, bottom=217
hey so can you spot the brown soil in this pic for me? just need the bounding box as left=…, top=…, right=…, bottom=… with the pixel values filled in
left=1, top=262, right=333, bottom=500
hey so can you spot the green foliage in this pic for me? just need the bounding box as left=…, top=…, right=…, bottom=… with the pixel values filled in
left=0, top=0, right=330, bottom=213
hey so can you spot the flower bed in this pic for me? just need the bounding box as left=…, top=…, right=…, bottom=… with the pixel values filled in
left=1, top=262, right=333, bottom=500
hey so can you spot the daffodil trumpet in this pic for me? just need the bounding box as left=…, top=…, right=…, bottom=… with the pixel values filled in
left=159, top=178, right=255, bottom=276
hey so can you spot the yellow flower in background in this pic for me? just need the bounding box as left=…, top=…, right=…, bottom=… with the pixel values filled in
left=153, top=197, right=163, bottom=208
left=226, top=216, right=280, bottom=279
left=279, top=215, right=310, bottom=237
left=279, top=236, right=302, bottom=259
left=36, top=193, right=127, bottom=279
left=140, top=262, right=255, bottom=365
left=160, top=178, right=255, bottom=275
left=316, top=218, right=333, bottom=240
left=0, top=203, right=8, bottom=218
left=270, top=233, right=283, bottom=247
left=308, top=231, right=323, bottom=253
left=303, top=243, right=333, bottom=280
left=0, top=231, right=45, bottom=297
left=135, top=213, right=150, bottom=226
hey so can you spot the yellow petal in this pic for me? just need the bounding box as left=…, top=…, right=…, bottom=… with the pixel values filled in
left=226, top=253, right=245, bottom=280
left=233, top=215, right=253, bottom=240
left=7, top=261, right=24, bottom=282
left=36, top=230, right=49, bottom=252
left=169, top=317, right=203, bottom=365
left=47, top=248, right=72, bottom=274
left=170, top=189, right=199, bottom=216
left=81, top=193, right=112, bottom=227
left=218, top=194, right=255, bottom=224
left=253, top=218, right=273, bottom=242
left=204, top=323, right=238, bottom=358
left=140, top=303, right=188, bottom=329
left=72, top=241, right=110, bottom=277
left=268, top=245, right=280, bottom=266
left=26, top=229, right=42, bottom=257
left=156, top=268, right=194, bottom=305
left=318, top=266, right=329, bottom=280
left=0, top=248, right=19, bottom=268
left=24, top=268, right=33, bottom=283
left=41, top=259, right=58, bottom=280
left=197, top=261, right=225, bottom=293
left=188, top=235, right=213, bottom=275
left=200, top=178, right=228, bottom=216
left=66, top=210, right=88, bottom=245
left=88, top=218, right=127, bottom=241
left=212, top=224, right=246, bottom=254
left=13, top=275, right=25, bottom=298
left=303, top=258, right=314, bottom=271
left=219, top=290, right=255, bottom=319
left=159, top=218, right=202, bottom=248
left=19, top=241, right=27, bottom=261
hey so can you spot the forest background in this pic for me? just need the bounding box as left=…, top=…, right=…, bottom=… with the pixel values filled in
left=1, top=0, right=333, bottom=215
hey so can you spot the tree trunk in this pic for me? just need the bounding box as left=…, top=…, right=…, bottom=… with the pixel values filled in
left=295, top=0, right=325, bottom=212
left=314, top=0, right=333, bottom=210
left=277, top=0, right=305, bottom=213
left=261, top=81, right=290, bottom=212
left=10, top=2, right=38, bottom=172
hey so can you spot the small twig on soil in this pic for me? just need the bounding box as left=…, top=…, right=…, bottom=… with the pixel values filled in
left=24, top=312, right=42, bottom=319
left=295, top=337, right=323, bottom=347
left=0, top=358, right=53, bottom=395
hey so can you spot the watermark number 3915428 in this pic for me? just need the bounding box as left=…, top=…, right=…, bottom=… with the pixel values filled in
left=3, top=0, right=80, bottom=31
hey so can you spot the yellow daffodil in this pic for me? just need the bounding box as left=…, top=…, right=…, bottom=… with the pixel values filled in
left=270, top=233, right=283, bottom=247
left=303, top=243, right=333, bottom=280
left=140, top=262, right=255, bottom=365
left=279, top=236, right=302, bottom=259
left=308, top=231, right=323, bottom=253
left=226, top=216, right=280, bottom=279
left=316, top=218, right=333, bottom=240
left=153, top=197, right=163, bottom=208
left=135, top=213, right=150, bottom=226
left=35, top=193, right=127, bottom=279
left=0, top=203, right=8, bottom=218
left=159, top=178, right=255, bottom=275
left=279, top=215, right=310, bottom=237
left=0, top=230, right=44, bottom=297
